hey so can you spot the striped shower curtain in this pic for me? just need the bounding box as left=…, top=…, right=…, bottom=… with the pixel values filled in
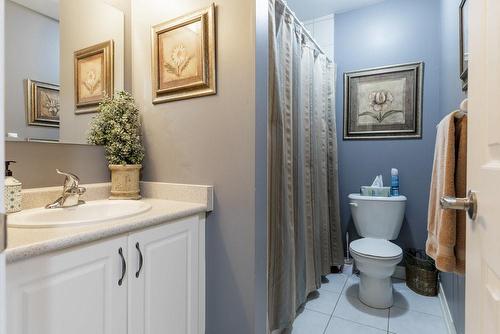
left=268, top=0, right=344, bottom=332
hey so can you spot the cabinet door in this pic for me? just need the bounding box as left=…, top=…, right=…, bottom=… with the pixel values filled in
left=7, top=236, right=128, bottom=334
left=128, top=215, right=202, bottom=334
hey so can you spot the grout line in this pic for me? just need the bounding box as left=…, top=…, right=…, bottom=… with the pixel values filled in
left=322, top=273, right=350, bottom=334
left=334, top=314, right=390, bottom=332
left=387, top=307, right=391, bottom=333
left=390, top=304, right=445, bottom=319
left=332, top=270, right=391, bottom=333
left=303, top=306, right=336, bottom=317
left=315, top=270, right=445, bottom=333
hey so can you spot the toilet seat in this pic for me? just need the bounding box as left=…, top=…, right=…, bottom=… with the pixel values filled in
left=350, top=238, right=402, bottom=260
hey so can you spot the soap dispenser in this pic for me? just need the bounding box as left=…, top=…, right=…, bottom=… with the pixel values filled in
left=5, top=160, right=22, bottom=213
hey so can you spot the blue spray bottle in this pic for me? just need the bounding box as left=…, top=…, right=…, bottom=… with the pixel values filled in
left=391, top=168, right=400, bottom=196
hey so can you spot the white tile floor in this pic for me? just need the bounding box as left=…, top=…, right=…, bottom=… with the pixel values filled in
left=292, top=266, right=448, bottom=334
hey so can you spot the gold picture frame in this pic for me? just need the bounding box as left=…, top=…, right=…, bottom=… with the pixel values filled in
left=74, top=40, right=114, bottom=111
left=151, top=4, right=216, bottom=104
left=26, top=79, right=60, bottom=128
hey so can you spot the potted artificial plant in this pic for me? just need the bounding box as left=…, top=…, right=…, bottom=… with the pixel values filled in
left=88, top=91, right=145, bottom=200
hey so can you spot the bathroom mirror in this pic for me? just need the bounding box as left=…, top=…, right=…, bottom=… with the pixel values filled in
left=459, top=0, right=469, bottom=91
left=4, top=0, right=125, bottom=144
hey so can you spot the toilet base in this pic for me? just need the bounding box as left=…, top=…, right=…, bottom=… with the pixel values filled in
left=358, top=273, right=393, bottom=309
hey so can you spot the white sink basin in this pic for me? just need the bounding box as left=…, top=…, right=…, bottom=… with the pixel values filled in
left=8, top=200, right=152, bottom=228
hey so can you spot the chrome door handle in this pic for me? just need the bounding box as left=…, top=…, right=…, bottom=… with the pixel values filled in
left=440, top=190, right=478, bottom=220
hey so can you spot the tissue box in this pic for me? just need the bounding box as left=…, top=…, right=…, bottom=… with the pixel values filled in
left=360, top=186, right=391, bottom=197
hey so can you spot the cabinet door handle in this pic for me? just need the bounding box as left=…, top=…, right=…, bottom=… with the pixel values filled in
left=135, top=242, right=144, bottom=278
left=118, top=247, right=126, bottom=286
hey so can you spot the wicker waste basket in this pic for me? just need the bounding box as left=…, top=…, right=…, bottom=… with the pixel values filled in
left=404, top=249, right=438, bottom=296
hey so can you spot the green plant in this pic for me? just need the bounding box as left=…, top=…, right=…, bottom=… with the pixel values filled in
left=88, top=91, right=145, bottom=165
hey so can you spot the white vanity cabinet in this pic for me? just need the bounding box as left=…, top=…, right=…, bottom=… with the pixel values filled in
left=7, top=235, right=128, bottom=334
left=128, top=215, right=205, bottom=334
left=6, top=214, right=205, bottom=334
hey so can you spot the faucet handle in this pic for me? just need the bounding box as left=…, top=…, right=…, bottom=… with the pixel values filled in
left=56, top=169, right=80, bottom=189
left=45, top=170, right=86, bottom=209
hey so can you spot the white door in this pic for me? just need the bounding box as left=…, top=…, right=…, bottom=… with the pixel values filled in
left=128, top=216, right=202, bottom=334
left=0, top=0, right=6, bottom=333
left=466, top=0, right=500, bottom=333
left=7, top=236, right=128, bottom=334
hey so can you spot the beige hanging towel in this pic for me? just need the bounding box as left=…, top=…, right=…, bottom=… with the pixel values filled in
left=426, top=112, right=467, bottom=274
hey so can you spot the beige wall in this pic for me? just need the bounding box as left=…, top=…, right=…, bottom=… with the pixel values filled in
left=59, top=0, right=124, bottom=144
left=5, top=142, right=109, bottom=189
left=4, top=1, right=267, bottom=331
left=102, top=0, right=132, bottom=91
left=131, top=0, right=259, bottom=332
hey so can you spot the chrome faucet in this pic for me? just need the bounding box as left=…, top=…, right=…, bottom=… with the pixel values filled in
left=45, top=170, right=86, bottom=209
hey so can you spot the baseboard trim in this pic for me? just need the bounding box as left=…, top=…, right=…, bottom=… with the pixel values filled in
left=392, top=265, right=406, bottom=280
left=439, top=282, right=458, bottom=334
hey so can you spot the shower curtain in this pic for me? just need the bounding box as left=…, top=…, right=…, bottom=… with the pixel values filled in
left=268, top=0, right=344, bottom=331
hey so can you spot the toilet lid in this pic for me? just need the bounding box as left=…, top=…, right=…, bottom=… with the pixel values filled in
left=350, top=238, right=402, bottom=259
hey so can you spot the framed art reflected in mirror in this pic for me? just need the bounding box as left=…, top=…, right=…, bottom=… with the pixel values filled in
left=459, top=0, right=469, bottom=91
left=5, top=0, right=125, bottom=144
left=74, top=40, right=114, bottom=112
left=26, top=79, right=60, bottom=128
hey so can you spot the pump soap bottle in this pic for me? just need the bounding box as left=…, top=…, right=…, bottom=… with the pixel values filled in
left=5, top=160, right=22, bottom=213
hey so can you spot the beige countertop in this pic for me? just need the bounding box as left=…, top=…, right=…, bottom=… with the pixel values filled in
left=6, top=182, right=213, bottom=264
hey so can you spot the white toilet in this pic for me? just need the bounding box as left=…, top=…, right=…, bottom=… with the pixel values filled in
left=348, top=193, right=407, bottom=309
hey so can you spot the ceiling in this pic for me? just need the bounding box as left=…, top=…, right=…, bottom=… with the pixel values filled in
left=8, top=0, right=384, bottom=22
left=9, top=0, right=59, bottom=20
left=286, top=0, right=387, bottom=21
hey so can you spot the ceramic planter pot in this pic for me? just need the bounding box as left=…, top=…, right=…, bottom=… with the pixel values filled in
left=109, top=164, right=142, bottom=200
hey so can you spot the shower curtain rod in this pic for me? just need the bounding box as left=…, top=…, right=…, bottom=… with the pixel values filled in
left=275, top=0, right=333, bottom=63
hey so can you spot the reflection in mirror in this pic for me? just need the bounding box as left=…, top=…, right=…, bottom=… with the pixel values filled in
left=5, top=0, right=125, bottom=144
left=459, top=0, right=468, bottom=91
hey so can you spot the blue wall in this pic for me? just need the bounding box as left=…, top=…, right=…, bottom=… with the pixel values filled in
left=335, top=1, right=466, bottom=332
left=439, top=0, right=466, bottom=333
left=335, top=0, right=441, bottom=250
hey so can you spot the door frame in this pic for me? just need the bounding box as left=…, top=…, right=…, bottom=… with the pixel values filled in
left=0, top=0, right=7, bottom=333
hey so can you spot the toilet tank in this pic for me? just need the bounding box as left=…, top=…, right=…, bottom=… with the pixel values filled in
left=348, top=194, right=406, bottom=240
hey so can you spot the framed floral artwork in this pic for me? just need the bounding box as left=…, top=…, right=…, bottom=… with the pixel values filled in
left=26, top=79, right=60, bottom=128
left=343, top=62, right=424, bottom=140
left=74, top=40, right=114, bottom=111
left=151, top=4, right=216, bottom=103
